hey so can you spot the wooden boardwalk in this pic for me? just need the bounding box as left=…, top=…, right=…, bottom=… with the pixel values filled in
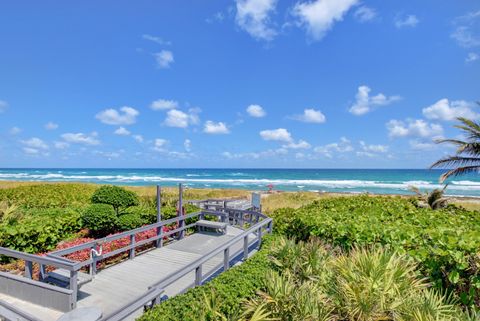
left=0, top=226, right=256, bottom=321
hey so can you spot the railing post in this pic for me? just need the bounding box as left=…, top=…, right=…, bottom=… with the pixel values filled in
left=195, top=265, right=202, bottom=286
left=257, top=227, right=262, bottom=249
left=243, top=235, right=249, bottom=260
left=69, top=270, right=78, bottom=309
left=24, top=260, right=33, bottom=279
left=178, top=183, right=185, bottom=240
left=268, top=220, right=273, bottom=233
left=223, top=247, right=230, bottom=271
left=156, top=185, right=163, bottom=248
left=90, top=246, right=98, bottom=275
left=129, top=234, right=136, bottom=259
left=39, top=264, right=46, bottom=281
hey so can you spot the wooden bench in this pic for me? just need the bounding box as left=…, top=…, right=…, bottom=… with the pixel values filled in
left=196, top=220, right=227, bottom=234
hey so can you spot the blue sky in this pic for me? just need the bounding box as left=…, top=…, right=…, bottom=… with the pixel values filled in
left=0, top=0, right=479, bottom=168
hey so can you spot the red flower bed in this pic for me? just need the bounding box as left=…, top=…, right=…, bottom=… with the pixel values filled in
left=49, top=224, right=178, bottom=268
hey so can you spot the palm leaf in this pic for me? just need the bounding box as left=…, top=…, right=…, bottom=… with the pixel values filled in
left=430, top=156, right=480, bottom=169
left=439, top=166, right=480, bottom=182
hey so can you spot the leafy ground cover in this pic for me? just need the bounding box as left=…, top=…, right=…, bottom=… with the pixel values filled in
left=272, top=196, right=480, bottom=308
left=141, top=236, right=478, bottom=321
left=139, top=237, right=274, bottom=321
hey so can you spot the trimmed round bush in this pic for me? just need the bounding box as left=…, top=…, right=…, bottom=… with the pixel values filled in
left=82, top=204, right=118, bottom=237
left=117, top=214, right=144, bottom=231
left=91, top=185, right=139, bottom=214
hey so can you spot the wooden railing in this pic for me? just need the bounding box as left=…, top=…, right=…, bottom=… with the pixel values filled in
left=0, top=207, right=271, bottom=318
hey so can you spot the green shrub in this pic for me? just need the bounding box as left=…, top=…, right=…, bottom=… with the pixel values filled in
left=0, top=184, right=96, bottom=209
left=91, top=185, right=139, bottom=214
left=139, top=237, right=273, bottom=321
left=117, top=213, right=144, bottom=231
left=0, top=207, right=82, bottom=254
left=271, top=195, right=480, bottom=308
left=242, top=237, right=464, bottom=321
left=82, top=204, right=118, bottom=237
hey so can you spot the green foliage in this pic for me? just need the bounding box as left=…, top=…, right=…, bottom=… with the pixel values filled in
left=81, top=204, right=118, bottom=237
left=91, top=185, right=139, bottom=214
left=0, top=201, right=22, bottom=224
left=271, top=196, right=480, bottom=308
left=117, top=213, right=144, bottom=231
left=242, top=237, right=464, bottom=321
left=139, top=237, right=273, bottom=321
left=0, top=207, right=82, bottom=254
left=0, top=184, right=96, bottom=209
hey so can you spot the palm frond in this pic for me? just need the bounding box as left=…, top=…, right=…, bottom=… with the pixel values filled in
left=454, top=117, right=480, bottom=140
left=429, top=156, right=480, bottom=169
left=439, top=166, right=480, bottom=183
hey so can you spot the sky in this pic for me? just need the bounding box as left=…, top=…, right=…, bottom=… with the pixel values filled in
left=0, top=0, right=479, bottom=168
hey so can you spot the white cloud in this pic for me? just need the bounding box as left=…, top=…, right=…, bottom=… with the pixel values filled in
left=260, top=128, right=293, bottom=142
left=283, top=139, right=311, bottom=149
left=150, top=99, right=179, bottom=110
left=54, top=141, right=69, bottom=149
left=133, top=135, right=144, bottom=143
left=114, top=127, right=131, bottom=136
left=292, top=0, right=358, bottom=41
left=235, top=0, right=278, bottom=41
left=184, top=139, right=192, bottom=152
left=354, top=6, right=376, bottom=23
left=409, top=140, right=437, bottom=151
left=422, top=99, right=479, bottom=121
left=61, top=132, right=100, bottom=145
left=246, top=104, right=266, bottom=117
left=44, top=122, right=58, bottom=130
left=222, top=148, right=288, bottom=160
left=314, top=137, right=353, bottom=158
left=466, top=52, right=479, bottom=63
left=23, top=147, right=40, bottom=155
left=349, top=85, right=401, bottom=115
left=153, top=138, right=169, bottom=152
left=155, top=50, right=174, bottom=68
left=0, top=100, right=8, bottom=113
left=394, top=14, right=419, bottom=29
left=386, top=119, right=443, bottom=138
left=292, top=108, right=326, bottom=123
left=22, top=137, right=49, bottom=150
left=359, top=141, right=388, bottom=153
left=204, top=121, right=230, bottom=134
left=96, top=106, right=139, bottom=125
left=164, top=109, right=200, bottom=128
left=142, top=34, right=171, bottom=46
left=451, top=11, right=480, bottom=48
left=9, top=127, right=21, bottom=135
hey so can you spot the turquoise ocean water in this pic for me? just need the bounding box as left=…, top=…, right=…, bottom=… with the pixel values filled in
left=1, top=168, right=480, bottom=197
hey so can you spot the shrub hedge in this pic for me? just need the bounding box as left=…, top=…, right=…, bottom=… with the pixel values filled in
left=81, top=204, right=118, bottom=237
left=271, top=195, right=480, bottom=307
left=91, top=185, right=139, bottom=214
left=139, top=237, right=273, bottom=321
left=0, top=207, right=82, bottom=254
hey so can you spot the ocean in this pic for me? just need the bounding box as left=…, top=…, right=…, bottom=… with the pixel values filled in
left=1, top=168, right=480, bottom=197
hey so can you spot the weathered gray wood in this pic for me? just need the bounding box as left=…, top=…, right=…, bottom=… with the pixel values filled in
left=178, top=183, right=185, bottom=240
left=0, top=299, right=44, bottom=321
left=258, top=227, right=262, bottom=248
left=156, top=185, right=162, bottom=248
left=195, top=265, right=202, bottom=286
left=196, top=219, right=227, bottom=233
left=129, top=234, right=135, bottom=259
left=243, top=236, right=249, bottom=260
left=24, top=261, right=33, bottom=279
left=0, top=271, right=74, bottom=312
left=224, top=248, right=230, bottom=271
left=69, top=271, right=77, bottom=309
